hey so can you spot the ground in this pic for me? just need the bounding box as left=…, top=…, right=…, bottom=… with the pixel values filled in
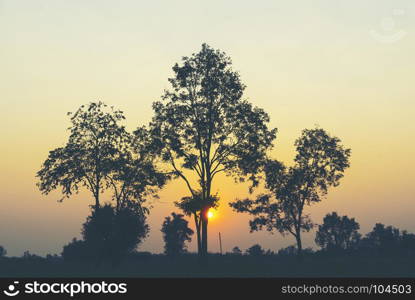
left=0, top=253, right=414, bottom=277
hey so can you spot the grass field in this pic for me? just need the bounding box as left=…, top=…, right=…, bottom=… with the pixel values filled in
left=1, top=253, right=414, bottom=278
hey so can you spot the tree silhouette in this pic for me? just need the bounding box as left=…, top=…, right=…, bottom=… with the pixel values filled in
left=151, top=44, right=277, bottom=258
left=161, top=213, right=194, bottom=257
left=0, top=246, right=6, bottom=258
left=175, top=191, right=218, bottom=254
left=108, top=126, right=168, bottom=213
left=277, top=245, right=298, bottom=256
left=231, top=246, right=243, bottom=255
left=82, top=204, right=148, bottom=262
left=246, top=244, right=264, bottom=256
left=400, top=230, right=415, bottom=254
left=37, top=102, right=128, bottom=209
left=37, top=102, right=167, bottom=214
left=362, top=223, right=401, bottom=253
left=62, top=238, right=90, bottom=262
left=265, top=249, right=275, bottom=256
left=230, top=128, right=351, bottom=256
left=315, top=212, right=361, bottom=251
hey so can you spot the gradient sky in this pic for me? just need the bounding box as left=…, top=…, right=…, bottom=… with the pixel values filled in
left=1, top=0, right=414, bottom=256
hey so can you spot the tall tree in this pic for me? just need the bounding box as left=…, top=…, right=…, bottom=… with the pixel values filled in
left=37, top=102, right=127, bottom=209
left=315, top=212, right=361, bottom=251
left=175, top=192, right=218, bottom=255
left=230, top=128, right=351, bottom=256
left=151, top=44, right=277, bottom=257
left=161, top=213, right=194, bottom=257
left=37, top=102, right=167, bottom=212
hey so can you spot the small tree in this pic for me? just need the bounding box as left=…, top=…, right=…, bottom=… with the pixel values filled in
left=315, top=212, right=361, bottom=251
left=363, top=223, right=400, bottom=253
left=277, top=245, right=298, bottom=256
left=82, top=204, right=149, bottom=261
left=62, top=238, right=90, bottom=262
left=246, top=244, right=264, bottom=256
left=151, top=44, right=277, bottom=258
left=0, top=246, right=7, bottom=258
left=231, top=246, right=243, bottom=255
left=161, top=213, right=194, bottom=257
left=230, top=128, right=351, bottom=257
left=265, top=249, right=275, bottom=256
left=401, top=231, right=415, bottom=253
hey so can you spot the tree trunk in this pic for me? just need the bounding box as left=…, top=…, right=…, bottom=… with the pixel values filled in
left=94, top=152, right=100, bottom=210
left=202, top=175, right=212, bottom=259
left=295, top=230, right=303, bottom=260
left=194, top=214, right=201, bottom=256
left=95, top=188, right=100, bottom=210
left=201, top=207, right=209, bottom=259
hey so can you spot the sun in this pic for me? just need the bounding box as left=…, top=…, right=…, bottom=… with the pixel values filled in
left=207, top=210, right=214, bottom=219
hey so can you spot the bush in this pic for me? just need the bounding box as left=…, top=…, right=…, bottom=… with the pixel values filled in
left=277, top=245, right=297, bottom=256
left=359, top=223, right=401, bottom=254
left=62, top=238, right=91, bottom=262
left=231, top=246, right=243, bottom=255
left=246, top=244, right=265, bottom=256
left=82, top=204, right=149, bottom=261
left=315, top=212, right=361, bottom=251
left=161, top=213, right=193, bottom=257
left=62, top=204, right=148, bottom=262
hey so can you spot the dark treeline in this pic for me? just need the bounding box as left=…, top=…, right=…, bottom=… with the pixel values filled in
left=1, top=218, right=415, bottom=277
left=0, top=44, right=412, bottom=277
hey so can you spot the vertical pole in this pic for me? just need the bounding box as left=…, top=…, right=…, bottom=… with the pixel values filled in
left=219, top=232, right=223, bottom=255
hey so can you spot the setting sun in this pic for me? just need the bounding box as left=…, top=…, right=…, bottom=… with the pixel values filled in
left=207, top=210, right=214, bottom=219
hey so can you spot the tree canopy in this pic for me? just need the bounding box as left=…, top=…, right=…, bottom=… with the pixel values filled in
left=315, top=212, right=361, bottom=251
left=37, top=102, right=128, bottom=208
left=37, top=102, right=167, bottom=212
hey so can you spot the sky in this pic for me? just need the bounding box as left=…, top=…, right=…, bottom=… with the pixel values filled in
left=0, top=0, right=414, bottom=256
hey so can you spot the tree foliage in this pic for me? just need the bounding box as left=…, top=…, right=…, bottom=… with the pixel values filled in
left=231, top=246, right=242, bottom=255
left=82, top=204, right=148, bottom=261
left=37, top=102, right=128, bottom=208
left=108, top=126, right=168, bottom=212
left=37, top=102, right=167, bottom=212
left=245, top=244, right=265, bottom=256
left=62, top=238, right=90, bottom=262
left=0, top=246, right=6, bottom=258
left=315, top=212, right=361, bottom=251
left=161, top=213, right=194, bottom=257
left=361, top=223, right=401, bottom=253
